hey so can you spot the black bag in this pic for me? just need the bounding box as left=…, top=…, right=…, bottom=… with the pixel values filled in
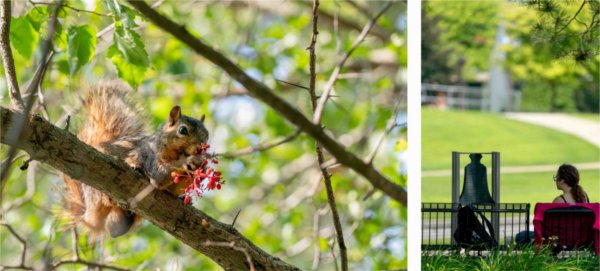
left=453, top=204, right=498, bottom=248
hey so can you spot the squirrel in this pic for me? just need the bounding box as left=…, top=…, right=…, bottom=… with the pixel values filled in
left=62, top=81, right=209, bottom=238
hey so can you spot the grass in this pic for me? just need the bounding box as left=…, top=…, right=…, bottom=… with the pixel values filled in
left=422, top=108, right=600, bottom=170
left=423, top=245, right=599, bottom=271
left=422, top=170, right=600, bottom=206
left=570, top=112, right=600, bottom=123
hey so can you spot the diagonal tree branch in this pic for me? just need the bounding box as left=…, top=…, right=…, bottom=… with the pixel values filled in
left=0, top=106, right=301, bottom=271
left=125, top=0, right=406, bottom=206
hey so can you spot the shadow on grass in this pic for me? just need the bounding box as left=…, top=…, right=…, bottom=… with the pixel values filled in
left=422, top=244, right=599, bottom=271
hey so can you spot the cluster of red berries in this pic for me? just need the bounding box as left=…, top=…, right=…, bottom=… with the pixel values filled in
left=171, top=143, right=225, bottom=205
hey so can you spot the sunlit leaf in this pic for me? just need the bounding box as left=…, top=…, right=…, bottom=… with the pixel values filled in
left=67, top=25, right=97, bottom=75
left=9, top=15, right=38, bottom=60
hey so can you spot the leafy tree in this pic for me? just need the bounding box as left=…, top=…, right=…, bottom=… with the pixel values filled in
left=522, top=0, right=599, bottom=62
left=1, top=0, right=407, bottom=270
left=421, top=0, right=500, bottom=83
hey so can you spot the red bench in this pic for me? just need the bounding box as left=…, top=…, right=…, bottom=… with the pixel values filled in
left=533, top=203, right=600, bottom=256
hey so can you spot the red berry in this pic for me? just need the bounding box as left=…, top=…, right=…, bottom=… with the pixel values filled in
left=184, top=196, right=191, bottom=204
left=214, top=171, right=221, bottom=177
left=217, top=184, right=221, bottom=190
left=212, top=159, right=219, bottom=164
left=173, top=176, right=180, bottom=184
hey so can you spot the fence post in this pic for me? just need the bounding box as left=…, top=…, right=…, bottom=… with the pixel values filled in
left=492, top=152, right=501, bottom=244
left=451, top=151, right=460, bottom=245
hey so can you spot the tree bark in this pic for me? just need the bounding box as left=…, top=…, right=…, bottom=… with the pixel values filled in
left=0, top=106, right=300, bottom=271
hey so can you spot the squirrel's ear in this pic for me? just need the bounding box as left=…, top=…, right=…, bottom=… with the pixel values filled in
left=200, top=114, right=205, bottom=122
left=169, top=106, right=181, bottom=126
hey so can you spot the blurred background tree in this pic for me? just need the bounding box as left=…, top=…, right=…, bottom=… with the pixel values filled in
left=0, top=0, right=407, bottom=270
left=422, top=0, right=598, bottom=113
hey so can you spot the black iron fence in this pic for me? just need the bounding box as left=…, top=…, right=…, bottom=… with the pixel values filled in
left=422, top=203, right=530, bottom=251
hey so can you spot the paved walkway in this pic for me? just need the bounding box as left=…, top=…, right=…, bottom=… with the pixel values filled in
left=423, top=113, right=600, bottom=177
left=504, top=112, right=600, bottom=148
left=423, top=162, right=600, bottom=177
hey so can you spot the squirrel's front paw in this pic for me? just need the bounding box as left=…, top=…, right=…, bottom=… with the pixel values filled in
left=130, top=165, right=144, bottom=175
left=125, top=157, right=144, bottom=175
left=185, top=155, right=204, bottom=169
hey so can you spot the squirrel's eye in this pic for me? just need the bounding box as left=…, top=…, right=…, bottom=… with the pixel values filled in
left=178, top=126, right=188, bottom=135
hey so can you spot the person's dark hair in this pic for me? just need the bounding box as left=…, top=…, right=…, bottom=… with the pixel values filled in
left=557, top=164, right=587, bottom=203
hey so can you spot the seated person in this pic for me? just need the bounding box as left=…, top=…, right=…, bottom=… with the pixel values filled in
left=552, top=164, right=589, bottom=203
left=515, top=164, right=589, bottom=244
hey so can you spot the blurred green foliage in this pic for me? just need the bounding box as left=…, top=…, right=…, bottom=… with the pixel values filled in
left=422, top=0, right=599, bottom=113
left=0, top=0, right=406, bottom=270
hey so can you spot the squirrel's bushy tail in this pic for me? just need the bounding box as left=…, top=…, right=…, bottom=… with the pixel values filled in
left=63, top=81, right=144, bottom=238
left=78, top=81, right=145, bottom=146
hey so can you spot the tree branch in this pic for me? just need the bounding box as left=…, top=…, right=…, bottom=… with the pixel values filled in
left=218, top=130, right=301, bottom=159
left=125, top=0, right=406, bottom=206
left=307, top=1, right=347, bottom=269
left=0, top=223, right=31, bottom=270
left=0, top=107, right=301, bottom=271
left=0, top=0, right=25, bottom=111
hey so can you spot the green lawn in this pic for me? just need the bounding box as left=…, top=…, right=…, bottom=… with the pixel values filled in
left=422, top=170, right=600, bottom=207
left=422, top=108, right=600, bottom=170
left=571, top=112, right=600, bottom=123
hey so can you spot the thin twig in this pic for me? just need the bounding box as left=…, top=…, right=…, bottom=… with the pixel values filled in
left=276, top=79, right=310, bottom=90
left=218, top=130, right=301, bottom=159
left=0, top=223, right=31, bottom=270
left=64, top=115, right=71, bottom=131
left=554, top=0, right=587, bottom=36
left=313, top=2, right=392, bottom=124
left=364, top=103, right=405, bottom=164
left=307, top=1, right=348, bottom=270
left=231, top=209, right=242, bottom=227
left=29, top=0, right=113, bottom=17
left=2, top=162, right=37, bottom=213
left=311, top=206, right=326, bottom=270
left=328, top=239, right=339, bottom=271
left=0, top=1, right=25, bottom=110
left=201, top=241, right=255, bottom=271
left=51, top=260, right=129, bottom=271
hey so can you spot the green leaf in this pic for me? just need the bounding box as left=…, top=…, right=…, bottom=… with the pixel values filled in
left=113, top=25, right=149, bottom=67
left=26, top=6, right=48, bottom=31
left=107, top=45, right=147, bottom=88
left=105, top=0, right=122, bottom=17
left=9, top=15, right=38, bottom=60
left=67, top=25, right=97, bottom=76
left=54, top=21, right=68, bottom=51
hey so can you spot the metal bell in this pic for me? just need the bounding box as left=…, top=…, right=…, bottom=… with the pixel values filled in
left=459, top=153, right=495, bottom=204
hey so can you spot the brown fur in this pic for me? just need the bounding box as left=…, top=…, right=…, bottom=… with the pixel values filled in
left=63, top=81, right=208, bottom=239
left=63, top=81, right=146, bottom=238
